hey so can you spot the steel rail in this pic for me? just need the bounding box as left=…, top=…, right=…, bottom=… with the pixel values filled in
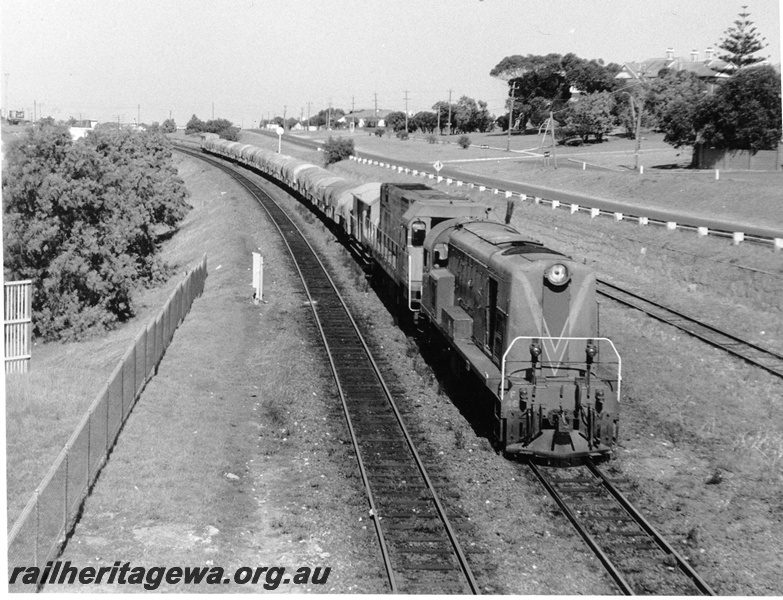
left=527, top=462, right=636, bottom=595
left=175, top=146, right=399, bottom=591
left=177, top=146, right=479, bottom=594
left=586, top=461, right=716, bottom=596
left=597, top=278, right=783, bottom=379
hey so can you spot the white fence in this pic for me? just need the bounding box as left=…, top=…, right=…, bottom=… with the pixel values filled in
left=4, top=280, right=32, bottom=374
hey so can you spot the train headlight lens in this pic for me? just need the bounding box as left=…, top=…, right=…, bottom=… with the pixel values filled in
left=546, top=264, right=570, bottom=286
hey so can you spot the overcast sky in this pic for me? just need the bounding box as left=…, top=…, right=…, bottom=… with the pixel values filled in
left=1, top=0, right=781, bottom=128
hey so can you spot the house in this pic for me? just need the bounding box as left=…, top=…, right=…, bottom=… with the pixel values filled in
left=338, top=109, right=393, bottom=128
left=615, top=47, right=731, bottom=91
left=69, top=119, right=99, bottom=141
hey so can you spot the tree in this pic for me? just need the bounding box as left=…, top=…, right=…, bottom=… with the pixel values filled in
left=384, top=111, right=407, bottom=132
left=453, top=96, right=494, bottom=133
left=323, top=136, right=354, bottom=165
left=161, top=118, right=177, bottom=133
left=410, top=111, right=437, bottom=134
left=185, top=114, right=206, bottom=134
left=2, top=123, right=190, bottom=340
left=717, top=5, right=769, bottom=70
left=659, top=65, right=781, bottom=152
left=696, top=65, right=781, bottom=152
left=493, top=53, right=619, bottom=134
left=559, top=92, right=616, bottom=143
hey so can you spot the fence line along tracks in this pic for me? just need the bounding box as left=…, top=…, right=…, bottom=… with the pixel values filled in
left=176, top=147, right=479, bottom=594
left=529, top=460, right=716, bottom=595
left=597, top=279, right=783, bottom=379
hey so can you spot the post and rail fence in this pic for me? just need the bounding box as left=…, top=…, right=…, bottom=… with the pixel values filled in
left=6, top=254, right=208, bottom=592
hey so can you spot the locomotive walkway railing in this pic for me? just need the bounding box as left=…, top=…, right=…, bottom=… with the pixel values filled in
left=7, top=255, right=208, bottom=592
left=499, top=336, right=622, bottom=402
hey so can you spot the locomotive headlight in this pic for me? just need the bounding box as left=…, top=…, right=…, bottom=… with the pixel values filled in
left=545, top=264, right=570, bottom=286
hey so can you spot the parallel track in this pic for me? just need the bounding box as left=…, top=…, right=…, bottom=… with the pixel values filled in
left=597, top=279, right=783, bottom=379
left=177, top=146, right=479, bottom=594
left=529, top=460, right=715, bottom=595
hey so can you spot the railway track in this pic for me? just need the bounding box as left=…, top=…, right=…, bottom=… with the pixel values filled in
left=176, top=146, right=479, bottom=594
left=597, top=279, right=783, bottom=379
left=529, top=460, right=715, bottom=595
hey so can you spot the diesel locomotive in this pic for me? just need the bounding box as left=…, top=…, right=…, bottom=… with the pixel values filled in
left=200, top=134, right=621, bottom=464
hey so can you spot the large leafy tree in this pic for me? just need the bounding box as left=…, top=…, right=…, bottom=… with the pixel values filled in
left=717, top=5, right=769, bottom=70
left=696, top=65, right=781, bottom=151
left=491, top=53, right=619, bottom=131
left=410, top=111, right=437, bottom=134
left=559, top=92, right=616, bottom=143
left=660, top=65, right=781, bottom=152
left=452, top=96, right=494, bottom=133
left=3, top=122, right=190, bottom=340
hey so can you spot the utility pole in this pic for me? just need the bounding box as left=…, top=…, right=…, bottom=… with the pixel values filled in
left=506, top=82, right=517, bottom=151
left=447, top=90, right=452, bottom=135
left=307, top=102, right=311, bottom=129
left=549, top=111, right=558, bottom=169
left=437, top=103, right=441, bottom=134
left=351, top=95, right=355, bottom=129
left=283, top=105, right=287, bottom=130
left=404, top=90, right=409, bottom=133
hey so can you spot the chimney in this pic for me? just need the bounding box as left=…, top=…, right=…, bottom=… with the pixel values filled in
left=666, top=47, right=674, bottom=60
left=691, top=49, right=698, bottom=61
left=705, top=47, right=713, bottom=61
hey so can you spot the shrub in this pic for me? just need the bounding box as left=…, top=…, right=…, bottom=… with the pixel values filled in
left=323, top=136, right=355, bottom=166
left=396, top=130, right=409, bottom=141
left=373, top=128, right=385, bottom=137
left=426, top=134, right=438, bottom=144
left=2, top=123, right=190, bottom=340
left=457, top=135, right=471, bottom=149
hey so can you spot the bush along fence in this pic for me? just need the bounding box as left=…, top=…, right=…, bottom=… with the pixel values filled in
left=7, top=254, right=208, bottom=592
left=348, top=155, right=783, bottom=251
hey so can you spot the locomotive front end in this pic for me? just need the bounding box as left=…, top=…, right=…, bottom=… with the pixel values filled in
left=499, top=260, right=621, bottom=464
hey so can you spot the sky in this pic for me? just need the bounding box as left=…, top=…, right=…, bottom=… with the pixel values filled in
left=1, top=0, right=781, bottom=128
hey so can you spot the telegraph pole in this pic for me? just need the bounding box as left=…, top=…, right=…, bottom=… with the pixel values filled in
left=351, top=95, right=355, bottom=129
left=506, top=82, right=517, bottom=151
left=404, top=90, right=409, bottom=133
left=447, top=90, right=452, bottom=135
left=283, top=105, right=287, bottom=130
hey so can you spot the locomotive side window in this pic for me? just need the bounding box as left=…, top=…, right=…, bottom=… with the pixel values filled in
left=411, top=221, right=426, bottom=247
left=433, top=243, right=448, bottom=268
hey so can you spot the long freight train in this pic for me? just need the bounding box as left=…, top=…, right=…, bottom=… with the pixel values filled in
left=200, top=134, right=622, bottom=464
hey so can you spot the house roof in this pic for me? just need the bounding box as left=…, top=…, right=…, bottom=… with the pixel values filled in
left=341, top=109, right=393, bottom=120
left=616, top=54, right=730, bottom=81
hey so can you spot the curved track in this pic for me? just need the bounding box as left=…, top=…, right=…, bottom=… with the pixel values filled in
left=176, top=146, right=479, bottom=594
left=597, top=279, right=783, bottom=379
left=529, top=460, right=715, bottom=595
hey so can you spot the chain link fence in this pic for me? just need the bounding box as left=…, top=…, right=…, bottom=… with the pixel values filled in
left=7, top=254, right=208, bottom=591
